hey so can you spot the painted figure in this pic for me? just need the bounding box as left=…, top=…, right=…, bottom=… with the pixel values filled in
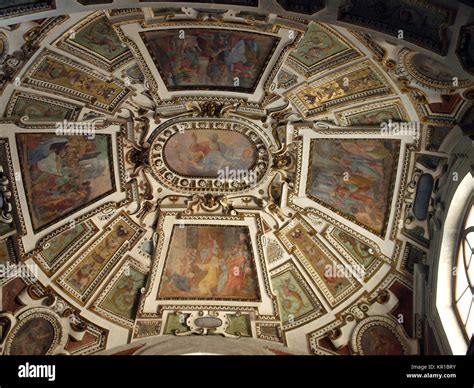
left=17, top=134, right=114, bottom=231
left=164, top=130, right=256, bottom=177
left=159, top=226, right=259, bottom=300
left=142, top=29, right=278, bottom=91
left=308, top=139, right=397, bottom=234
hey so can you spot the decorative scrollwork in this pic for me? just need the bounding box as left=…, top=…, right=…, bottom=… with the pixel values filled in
left=147, top=118, right=272, bottom=193
left=0, top=166, right=14, bottom=228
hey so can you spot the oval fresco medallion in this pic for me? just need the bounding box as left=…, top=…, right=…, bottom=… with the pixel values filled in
left=194, top=316, right=223, bottom=329
left=360, top=325, right=404, bottom=355
left=403, top=51, right=472, bottom=90
left=350, top=316, right=408, bottom=355
left=163, top=130, right=256, bottom=177
left=5, top=313, right=60, bottom=355
left=149, top=119, right=271, bottom=193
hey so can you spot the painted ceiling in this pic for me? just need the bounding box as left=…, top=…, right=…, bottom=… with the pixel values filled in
left=0, top=0, right=472, bottom=356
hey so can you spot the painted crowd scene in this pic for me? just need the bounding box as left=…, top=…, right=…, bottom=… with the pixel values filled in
left=159, top=225, right=260, bottom=300
left=308, top=139, right=399, bottom=234
left=16, top=134, right=114, bottom=231
left=142, top=28, right=279, bottom=91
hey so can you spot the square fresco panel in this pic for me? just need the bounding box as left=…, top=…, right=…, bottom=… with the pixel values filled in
left=427, top=125, right=451, bottom=151
left=335, top=100, right=408, bottom=127
left=331, top=228, right=377, bottom=269
left=345, top=106, right=403, bottom=126
left=25, top=53, right=129, bottom=113
left=307, top=139, right=399, bottom=235
left=93, top=258, right=148, bottom=326
left=277, top=216, right=360, bottom=306
left=270, top=262, right=324, bottom=328
left=69, top=15, right=128, bottom=62
left=7, top=93, right=79, bottom=122
left=296, top=67, right=386, bottom=112
left=99, top=267, right=146, bottom=322
left=286, top=62, right=392, bottom=117
left=288, top=22, right=359, bottom=77
left=141, top=28, right=280, bottom=92
left=57, top=14, right=133, bottom=71
left=11, top=97, right=72, bottom=122
left=42, top=223, right=86, bottom=264
left=271, top=270, right=316, bottom=324
left=56, top=214, right=144, bottom=304
left=158, top=225, right=260, bottom=301
left=31, top=57, right=123, bottom=106
left=290, top=23, right=348, bottom=67
left=37, top=220, right=98, bottom=275
left=325, top=227, right=384, bottom=280
left=16, top=134, right=115, bottom=231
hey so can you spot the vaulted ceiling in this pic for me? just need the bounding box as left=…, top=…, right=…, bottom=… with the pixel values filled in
left=0, top=0, right=472, bottom=356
